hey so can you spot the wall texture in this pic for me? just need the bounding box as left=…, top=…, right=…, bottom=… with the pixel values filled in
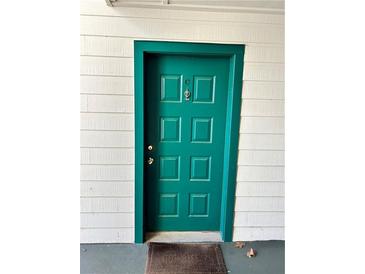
left=80, top=0, right=284, bottom=243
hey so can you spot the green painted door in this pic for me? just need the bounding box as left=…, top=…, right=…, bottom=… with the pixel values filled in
left=145, top=54, right=230, bottom=231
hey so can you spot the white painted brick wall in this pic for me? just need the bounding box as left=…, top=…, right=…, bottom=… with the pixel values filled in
left=80, top=0, right=284, bottom=243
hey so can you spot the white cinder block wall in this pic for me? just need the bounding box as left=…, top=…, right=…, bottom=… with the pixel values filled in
left=80, top=0, right=284, bottom=243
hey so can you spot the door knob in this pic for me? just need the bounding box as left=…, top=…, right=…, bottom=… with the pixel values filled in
left=147, top=157, right=154, bottom=165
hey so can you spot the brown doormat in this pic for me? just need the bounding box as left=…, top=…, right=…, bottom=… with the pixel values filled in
left=145, top=243, right=227, bottom=274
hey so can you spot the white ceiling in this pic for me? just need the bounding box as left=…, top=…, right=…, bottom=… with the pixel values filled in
left=106, top=0, right=285, bottom=14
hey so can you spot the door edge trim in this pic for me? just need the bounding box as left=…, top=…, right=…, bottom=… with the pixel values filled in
left=134, top=41, right=245, bottom=243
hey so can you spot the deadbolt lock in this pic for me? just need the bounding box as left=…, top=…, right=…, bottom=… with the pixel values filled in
left=147, top=145, right=153, bottom=151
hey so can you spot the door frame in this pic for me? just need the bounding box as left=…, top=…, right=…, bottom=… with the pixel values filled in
left=134, top=41, right=245, bottom=243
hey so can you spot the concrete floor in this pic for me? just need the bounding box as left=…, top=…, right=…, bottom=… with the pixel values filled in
left=80, top=241, right=284, bottom=274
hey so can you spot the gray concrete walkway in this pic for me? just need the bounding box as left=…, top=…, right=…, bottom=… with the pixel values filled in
left=80, top=241, right=284, bottom=274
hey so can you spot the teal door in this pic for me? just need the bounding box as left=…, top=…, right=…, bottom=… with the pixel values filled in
left=145, top=54, right=230, bottom=231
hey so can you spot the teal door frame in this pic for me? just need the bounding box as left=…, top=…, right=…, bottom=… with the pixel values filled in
left=134, top=41, right=245, bottom=243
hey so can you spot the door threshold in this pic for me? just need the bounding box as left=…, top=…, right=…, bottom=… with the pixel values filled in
left=145, top=231, right=222, bottom=243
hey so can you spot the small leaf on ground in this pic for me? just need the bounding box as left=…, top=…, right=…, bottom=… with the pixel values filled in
left=247, top=248, right=257, bottom=258
left=234, top=241, right=245, bottom=248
